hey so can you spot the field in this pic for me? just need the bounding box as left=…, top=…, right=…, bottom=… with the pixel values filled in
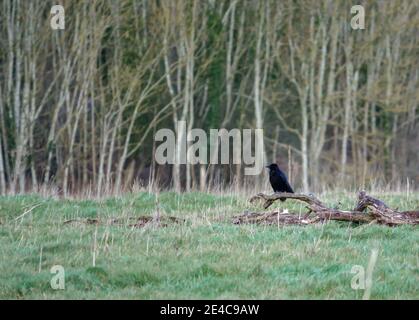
left=0, top=191, right=418, bottom=299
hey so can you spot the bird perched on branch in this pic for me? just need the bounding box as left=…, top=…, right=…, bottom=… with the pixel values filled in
left=266, top=163, right=294, bottom=201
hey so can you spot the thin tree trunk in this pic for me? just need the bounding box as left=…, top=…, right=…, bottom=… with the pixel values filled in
left=340, top=35, right=353, bottom=184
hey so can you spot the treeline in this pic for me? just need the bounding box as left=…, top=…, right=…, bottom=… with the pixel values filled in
left=0, top=0, right=418, bottom=195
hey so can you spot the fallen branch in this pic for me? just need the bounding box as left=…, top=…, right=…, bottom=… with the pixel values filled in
left=250, top=192, right=323, bottom=210
left=232, top=210, right=313, bottom=226
left=63, top=215, right=184, bottom=228
left=355, top=191, right=419, bottom=226
left=235, top=191, right=418, bottom=226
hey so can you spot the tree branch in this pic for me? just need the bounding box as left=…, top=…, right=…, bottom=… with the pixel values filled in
left=235, top=191, right=418, bottom=226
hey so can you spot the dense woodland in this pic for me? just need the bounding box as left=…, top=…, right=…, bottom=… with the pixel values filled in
left=0, top=0, right=418, bottom=196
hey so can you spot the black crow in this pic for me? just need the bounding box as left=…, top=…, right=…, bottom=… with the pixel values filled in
left=266, top=163, right=294, bottom=201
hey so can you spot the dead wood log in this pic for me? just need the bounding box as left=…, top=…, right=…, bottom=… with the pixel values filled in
left=63, top=215, right=184, bottom=228
left=354, top=191, right=419, bottom=226
left=250, top=192, right=323, bottom=210
left=354, top=191, right=389, bottom=212
left=249, top=192, right=372, bottom=223
left=232, top=210, right=314, bottom=226
left=238, top=191, right=418, bottom=226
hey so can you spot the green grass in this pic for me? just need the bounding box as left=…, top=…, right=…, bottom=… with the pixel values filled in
left=0, top=191, right=418, bottom=299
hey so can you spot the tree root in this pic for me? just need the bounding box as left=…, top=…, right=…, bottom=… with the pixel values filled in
left=233, top=191, right=418, bottom=226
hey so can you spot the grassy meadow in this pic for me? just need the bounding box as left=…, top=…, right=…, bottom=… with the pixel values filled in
left=0, top=191, right=418, bottom=299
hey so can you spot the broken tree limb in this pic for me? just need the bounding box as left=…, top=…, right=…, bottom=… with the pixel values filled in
left=237, top=191, right=418, bottom=226
left=232, top=210, right=313, bottom=226
left=63, top=215, right=184, bottom=228
left=250, top=192, right=323, bottom=210
left=354, top=191, right=392, bottom=212
left=249, top=192, right=370, bottom=221
left=355, top=191, right=419, bottom=226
